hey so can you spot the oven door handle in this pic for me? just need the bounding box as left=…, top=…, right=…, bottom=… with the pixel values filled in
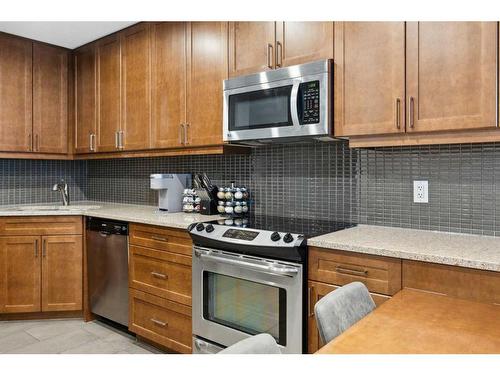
left=195, top=249, right=299, bottom=277
left=290, top=80, right=300, bottom=127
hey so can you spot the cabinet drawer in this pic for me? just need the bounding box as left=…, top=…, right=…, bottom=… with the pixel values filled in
left=129, top=223, right=192, bottom=256
left=129, top=289, right=192, bottom=353
left=0, top=216, right=83, bottom=236
left=402, top=260, right=500, bottom=305
left=308, top=247, right=402, bottom=296
left=129, top=245, right=191, bottom=306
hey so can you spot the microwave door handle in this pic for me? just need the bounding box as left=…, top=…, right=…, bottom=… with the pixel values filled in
left=290, top=81, right=300, bottom=127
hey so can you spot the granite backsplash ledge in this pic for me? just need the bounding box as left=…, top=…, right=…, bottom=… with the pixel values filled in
left=3, top=141, right=500, bottom=236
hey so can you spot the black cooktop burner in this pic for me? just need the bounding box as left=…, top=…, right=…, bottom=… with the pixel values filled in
left=205, top=215, right=356, bottom=239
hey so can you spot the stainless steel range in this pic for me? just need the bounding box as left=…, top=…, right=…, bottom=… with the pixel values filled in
left=188, top=215, right=355, bottom=354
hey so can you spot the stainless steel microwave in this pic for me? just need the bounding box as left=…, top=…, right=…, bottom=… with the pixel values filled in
left=223, top=59, right=332, bottom=144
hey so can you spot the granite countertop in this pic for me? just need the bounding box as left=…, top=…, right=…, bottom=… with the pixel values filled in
left=0, top=201, right=221, bottom=230
left=308, top=224, right=500, bottom=272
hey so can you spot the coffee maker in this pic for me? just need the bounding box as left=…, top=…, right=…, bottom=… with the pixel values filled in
left=150, top=174, right=191, bottom=212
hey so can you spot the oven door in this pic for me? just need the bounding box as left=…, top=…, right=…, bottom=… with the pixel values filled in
left=223, top=72, right=330, bottom=143
left=192, top=246, right=303, bottom=354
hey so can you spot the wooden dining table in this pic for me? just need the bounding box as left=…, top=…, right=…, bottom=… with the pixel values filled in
left=316, top=288, right=500, bottom=354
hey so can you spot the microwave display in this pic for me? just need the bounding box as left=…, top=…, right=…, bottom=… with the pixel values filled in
left=298, top=80, right=320, bottom=125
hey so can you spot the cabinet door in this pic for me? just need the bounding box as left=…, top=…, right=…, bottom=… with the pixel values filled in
left=96, top=34, right=121, bottom=152
left=121, top=23, right=151, bottom=150
left=151, top=22, right=187, bottom=149
left=334, top=22, right=406, bottom=137
left=41, top=235, right=82, bottom=312
left=307, top=280, right=389, bottom=353
left=186, top=22, right=227, bottom=147
left=0, top=34, right=32, bottom=152
left=33, top=43, right=68, bottom=154
left=406, top=22, right=497, bottom=132
left=228, top=22, right=275, bottom=77
left=0, top=236, right=41, bottom=313
left=74, top=43, right=97, bottom=154
left=275, top=22, right=333, bottom=68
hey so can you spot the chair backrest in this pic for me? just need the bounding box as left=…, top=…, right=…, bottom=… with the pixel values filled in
left=218, top=333, right=281, bottom=354
left=314, top=281, right=376, bottom=345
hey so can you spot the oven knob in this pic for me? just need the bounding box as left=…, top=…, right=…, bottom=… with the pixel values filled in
left=196, top=223, right=205, bottom=232
left=283, top=233, right=294, bottom=243
left=270, top=232, right=281, bottom=242
left=206, top=224, right=215, bottom=233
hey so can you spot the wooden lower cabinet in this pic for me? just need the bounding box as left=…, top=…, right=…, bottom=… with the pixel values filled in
left=0, top=217, right=83, bottom=315
left=307, top=280, right=390, bottom=353
left=402, top=260, right=500, bottom=305
left=129, top=289, right=192, bottom=353
left=128, top=223, right=193, bottom=353
left=0, top=236, right=41, bottom=313
left=41, top=235, right=83, bottom=311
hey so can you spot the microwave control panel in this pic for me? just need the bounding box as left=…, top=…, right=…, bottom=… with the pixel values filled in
left=299, top=80, right=320, bottom=125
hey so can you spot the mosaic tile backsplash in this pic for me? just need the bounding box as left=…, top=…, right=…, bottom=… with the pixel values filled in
left=0, top=159, right=87, bottom=205
left=2, top=141, right=500, bottom=236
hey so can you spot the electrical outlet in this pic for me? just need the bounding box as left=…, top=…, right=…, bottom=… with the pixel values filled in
left=413, top=180, right=429, bottom=203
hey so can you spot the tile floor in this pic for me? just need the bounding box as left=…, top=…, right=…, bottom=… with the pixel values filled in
left=0, top=319, right=158, bottom=354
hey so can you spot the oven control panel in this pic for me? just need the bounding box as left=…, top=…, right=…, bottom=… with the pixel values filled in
left=222, top=228, right=260, bottom=241
left=299, top=80, right=320, bottom=125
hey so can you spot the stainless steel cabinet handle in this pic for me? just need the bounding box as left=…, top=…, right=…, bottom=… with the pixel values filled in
left=408, top=96, right=415, bottom=128
left=151, top=271, right=168, bottom=280
left=184, top=123, right=189, bottom=145
left=89, top=133, right=96, bottom=151
left=151, top=235, right=167, bottom=242
left=115, top=131, right=119, bottom=149
left=34, top=239, right=38, bottom=257
left=395, top=98, right=401, bottom=129
left=308, top=286, right=314, bottom=317
left=276, top=41, right=283, bottom=68
left=179, top=124, right=185, bottom=145
left=119, top=131, right=124, bottom=149
left=42, top=239, right=47, bottom=258
left=335, top=266, right=368, bottom=277
left=267, top=43, right=273, bottom=69
left=150, top=318, right=168, bottom=327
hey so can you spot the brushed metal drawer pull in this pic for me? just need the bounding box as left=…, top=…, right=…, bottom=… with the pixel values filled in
left=308, top=286, right=314, bottom=317
left=151, top=271, right=168, bottom=280
left=267, top=43, right=273, bottom=69
left=150, top=318, right=168, bottom=327
left=151, top=235, right=168, bottom=242
left=395, top=98, right=401, bottom=129
left=408, top=96, right=415, bottom=128
left=335, top=266, right=368, bottom=277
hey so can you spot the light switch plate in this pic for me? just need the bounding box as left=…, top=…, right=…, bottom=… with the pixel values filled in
left=413, top=180, right=429, bottom=203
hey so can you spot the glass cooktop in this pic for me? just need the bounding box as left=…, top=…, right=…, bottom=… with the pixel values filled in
left=205, top=214, right=356, bottom=239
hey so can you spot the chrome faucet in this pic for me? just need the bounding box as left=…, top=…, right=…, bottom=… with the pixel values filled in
left=52, top=179, right=70, bottom=206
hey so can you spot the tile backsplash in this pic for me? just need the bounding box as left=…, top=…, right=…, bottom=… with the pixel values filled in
left=0, top=159, right=87, bottom=205
left=2, top=141, right=500, bottom=236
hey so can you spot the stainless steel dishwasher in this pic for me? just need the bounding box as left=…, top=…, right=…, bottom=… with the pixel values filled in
left=87, top=217, right=129, bottom=326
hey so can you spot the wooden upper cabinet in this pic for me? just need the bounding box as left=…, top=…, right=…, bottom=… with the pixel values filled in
left=406, top=22, right=497, bottom=132
left=33, top=43, right=68, bottom=154
left=0, top=33, right=32, bottom=152
left=41, top=235, right=83, bottom=312
left=334, top=22, right=406, bottom=137
left=0, top=236, right=41, bottom=313
left=96, top=34, right=121, bottom=152
left=228, top=22, right=276, bottom=77
left=275, top=22, right=334, bottom=68
left=74, top=43, right=97, bottom=154
left=120, top=23, right=151, bottom=151
left=151, top=22, right=187, bottom=149
left=186, top=22, right=227, bottom=147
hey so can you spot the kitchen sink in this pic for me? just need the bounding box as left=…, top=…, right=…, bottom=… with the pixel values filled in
left=0, top=205, right=101, bottom=212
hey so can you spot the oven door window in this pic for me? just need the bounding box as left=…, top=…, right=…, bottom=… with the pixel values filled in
left=203, top=272, right=287, bottom=346
left=228, top=85, right=293, bottom=131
